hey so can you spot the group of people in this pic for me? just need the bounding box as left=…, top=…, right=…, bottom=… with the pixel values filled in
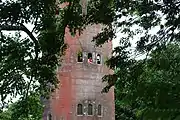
left=78, top=53, right=101, bottom=64
left=88, top=55, right=100, bottom=64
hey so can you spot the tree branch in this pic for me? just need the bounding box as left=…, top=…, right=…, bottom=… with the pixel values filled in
left=0, top=24, right=39, bottom=59
left=0, top=24, right=38, bottom=47
left=0, top=24, right=39, bottom=100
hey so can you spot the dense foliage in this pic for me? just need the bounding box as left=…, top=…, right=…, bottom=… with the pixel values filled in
left=66, top=0, right=180, bottom=118
left=0, top=0, right=62, bottom=107
left=0, top=0, right=115, bottom=118
left=0, top=0, right=115, bottom=104
left=100, top=0, right=180, bottom=90
left=0, top=93, right=43, bottom=120
left=2, top=0, right=180, bottom=119
left=90, top=0, right=180, bottom=119
left=115, top=44, right=180, bottom=119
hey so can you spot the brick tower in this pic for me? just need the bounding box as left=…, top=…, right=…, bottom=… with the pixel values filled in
left=43, top=3, right=115, bottom=119
left=43, top=24, right=115, bottom=120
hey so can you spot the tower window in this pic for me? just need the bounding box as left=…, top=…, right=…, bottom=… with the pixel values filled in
left=88, top=53, right=93, bottom=63
left=77, top=52, right=83, bottom=62
left=47, top=113, right=52, bottom=120
left=96, top=54, right=101, bottom=64
left=77, top=104, right=83, bottom=115
left=97, top=104, right=102, bottom=116
left=88, top=104, right=93, bottom=115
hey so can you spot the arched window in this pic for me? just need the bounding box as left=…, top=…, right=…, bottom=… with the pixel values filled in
left=96, top=54, right=101, bottom=64
left=77, top=104, right=83, bottom=115
left=88, top=104, right=93, bottom=115
left=97, top=104, right=102, bottom=116
left=77, top=52, right=83, bottom=62
left=47, top=113, right=52, bottom=120
left=88, top=53, right=93, bottom=63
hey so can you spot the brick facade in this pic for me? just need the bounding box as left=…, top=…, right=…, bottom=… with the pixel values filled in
left=43, top=24, right=115, bottom=120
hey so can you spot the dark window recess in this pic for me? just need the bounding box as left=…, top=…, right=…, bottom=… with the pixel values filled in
left=77, top=52, right=83, bottom=62
left=55, top=9, right=59, bottom=15
left=88, top=104, right=93, bottom=115
left=77, top=104, right=83, bottom=115
left=48, top=113, right=52, bottom=120
left=88, top=53, right=93, bottom=63
left=96, top=54, right=101, bottom=64
left=97, top=104, right=102, bottom=116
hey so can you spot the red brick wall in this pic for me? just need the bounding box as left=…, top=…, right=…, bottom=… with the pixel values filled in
left=47, top=24, right=115, bottom=120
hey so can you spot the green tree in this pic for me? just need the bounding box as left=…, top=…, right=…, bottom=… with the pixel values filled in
left=11, top=93, right=43, bottom=120
left=84, top=0, right=180, bottom=119
left=114, top=44, right=180, bottom=119
left=0, top=93, right=43, bottom=120
left=0, top=108, right=11, bottom=120
left=0, top=0, right=63, bottom=107
left=5, top=0, right=180, bottom=119
left=94, top=0, right=180, bottom=89
left=0, top=0, right=115, bottom=118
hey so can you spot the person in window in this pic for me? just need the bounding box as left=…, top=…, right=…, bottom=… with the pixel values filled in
left=88, top=53, right=93, bottom=63
left=88, top=57, right=93, bottom=63
left=97, top=54, right=101, bottom=64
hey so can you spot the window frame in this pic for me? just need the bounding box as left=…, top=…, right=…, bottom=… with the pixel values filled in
left=87, top=103, right=93, bottom=116
left=97, top=104, right=102, bottom=117
left=96, top=54, right=101, bottom=64
left=77, top=103, right=83, bottom=116
left=47, top=113, right=52, bottom=120
left=87, top=53, right=93, bottom=63
left=77, top=51, right=83, bottom=63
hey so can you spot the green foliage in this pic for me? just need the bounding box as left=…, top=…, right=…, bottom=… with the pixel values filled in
left=0, top=0, right=116, bottom=118
left=85, top=0, right=180, bottom=119
left=0, top=93, right=43, bottom=120
left=91, top=0, right=180, bottom=56
left=0, top=0, right=116, bottom=102
left=0, top=0, right=82, bottom=117
left=0, top=0, right=61, bottom=106
left=114, top=44, right=180, bottom=119
left=0, top=109, right=11, bottom=120
left=4, top=0, right=180, bottom=119
left=11, top=93, right=43, bottom=120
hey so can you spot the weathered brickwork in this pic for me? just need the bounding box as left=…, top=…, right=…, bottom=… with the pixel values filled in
left=43, top=24, right=115, bottom=120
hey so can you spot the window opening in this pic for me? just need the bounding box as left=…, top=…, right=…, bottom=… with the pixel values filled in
left=88, top=104, right=93, bottom=115
left=88, top=53, right=93, bottom=63
left=96, top=54, right=101, bottom=64
left=77, top=104, right=83, bottom=115
left=47, top=113, right=52, bottom=120
left=97, top=104, right=102, bottom=116
left=77, top=52, right=83, bottom=62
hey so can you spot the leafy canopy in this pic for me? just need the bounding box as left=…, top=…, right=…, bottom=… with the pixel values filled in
left=0, top=0, right=64, bottom=108
left=115, top=44, right=180, bottom=119
left=0, top=0, right=116, bottom=105
left=3, top=0, right=180, bottom=119
left=83, top=0, right=180, bottom=119
left=98, top=0, right=180, bottom=89
left=0, top=0, right=115, bottom=116
left=0, top=93, right=43, bottom=120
